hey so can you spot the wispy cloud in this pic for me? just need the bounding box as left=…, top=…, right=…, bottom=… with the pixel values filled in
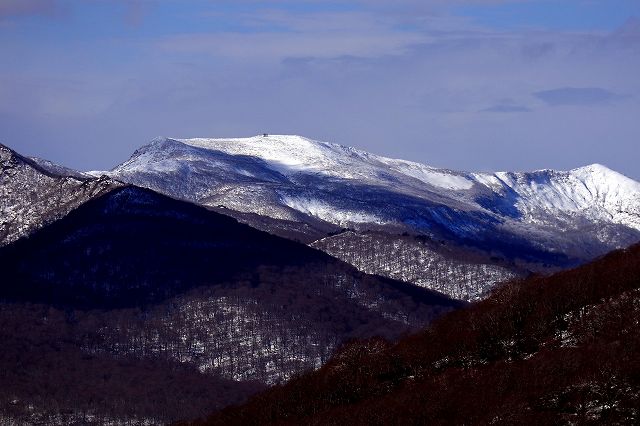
left=160, top=31, right=426, bottom=60
left=534, top=87, right=627, bottom=106
left=122, top=0, right=154, bottom=27
left=0, top=0, right=58, bottom=18
left=482, top=104, right=531, bottom=113
left=158, top=9, right=436, bottom=60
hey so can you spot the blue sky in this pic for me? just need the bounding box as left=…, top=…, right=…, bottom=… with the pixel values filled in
left=1, top=0, right=639, bottom=178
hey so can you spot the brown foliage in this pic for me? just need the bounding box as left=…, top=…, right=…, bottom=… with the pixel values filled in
left=196, top=243, right=640, bottom=425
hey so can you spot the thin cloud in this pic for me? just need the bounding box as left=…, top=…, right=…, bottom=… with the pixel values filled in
left=123, top=0, right=153, bottom=28
left=482, top=104, right=531, bottom=113
left=161, top=32, right=427, bottom=59
left=534, top=87, right=626, bottom=106
left=0, top=0, right=58, bottom=18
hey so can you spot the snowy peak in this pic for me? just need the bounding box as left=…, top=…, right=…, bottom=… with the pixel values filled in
left=99, top=134, right=640, bottom=262
left=120, top=135, right=640, bottom=212
left=179, top=134, right=374, bottom=178
left=153, top=134, right=477, bottom=191
left=476, top=163, right=640, bottom=231
left=570, top=163, right=640, bottom=192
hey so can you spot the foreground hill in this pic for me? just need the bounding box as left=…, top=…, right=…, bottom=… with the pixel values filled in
left=198, top=243, right=640, bottom=425
left=0, top=305, right=261, bottom=425
left=0, top=186, right=460, bottom=423
left=96, top=135, right=640, bottom=299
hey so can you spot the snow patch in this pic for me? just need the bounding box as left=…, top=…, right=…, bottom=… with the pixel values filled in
left=281, top=196, right=387, bottom=226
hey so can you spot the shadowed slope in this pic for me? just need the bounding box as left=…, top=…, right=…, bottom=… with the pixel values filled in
left=0, top=186, right=462, bottom=423
left=0, top=185, right=457, bottom=312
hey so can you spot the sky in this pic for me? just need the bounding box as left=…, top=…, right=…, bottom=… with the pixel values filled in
left=1, top=0, right=639, bottom=178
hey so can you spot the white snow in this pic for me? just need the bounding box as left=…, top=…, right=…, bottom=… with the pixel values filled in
left=421, top=172, right=473, bottom=190
left=377, top=158, right=474, bottom=190
left=100, top=134, right=640, bottom=236
left=468, top=164, right=640, bottom=231
left=182, top=135, right=341, bottom=175
left=281, top=196, right=388, bottom=226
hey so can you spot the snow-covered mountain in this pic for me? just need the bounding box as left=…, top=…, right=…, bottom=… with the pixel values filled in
left=101, top=135, right=640, bottom=262
left=0, top=143, right=121, bottom=245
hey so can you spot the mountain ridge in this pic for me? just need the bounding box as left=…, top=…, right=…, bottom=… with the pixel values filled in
left=0, top=142, right=121, bottom=246
left=88, top=135, right=640, bottom=300
left=3, top=136, right=640, bottom=300
left=103, top=135, right=640, bottom=234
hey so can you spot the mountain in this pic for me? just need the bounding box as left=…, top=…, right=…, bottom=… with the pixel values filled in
left=0, top=143, right=120, bottom=246
left=198, top=242, right=640, bottom=425
left=0, top=186, right=460, bottom=423
left=97, top=135, right=640, bottom=299
left=2, top=137, right=638, bottom=422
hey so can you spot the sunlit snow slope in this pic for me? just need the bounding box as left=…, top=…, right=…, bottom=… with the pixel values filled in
left=101, top=135, right=640, bottom=263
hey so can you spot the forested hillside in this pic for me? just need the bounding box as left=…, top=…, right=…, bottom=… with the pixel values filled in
left=0, top=186, right=460, bottom=424
left=312, top=231, right=522, bottom=301
left=0, top=143, right=120, bottom=246
left=198, top=243, right=640, bottom=425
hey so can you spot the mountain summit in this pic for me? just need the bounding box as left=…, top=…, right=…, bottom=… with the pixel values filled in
left=101, top=135, right=640, bottom=257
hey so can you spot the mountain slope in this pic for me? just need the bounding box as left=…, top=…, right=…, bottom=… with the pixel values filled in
left=106, top=136, right=640, bottom=239
left=311, top=231, right=522, bottom=301
left=0, top=302, right=262, bottom=425
left=198, top=243, right=640, bottom=425
left=0, top=143, right=120, bottom=246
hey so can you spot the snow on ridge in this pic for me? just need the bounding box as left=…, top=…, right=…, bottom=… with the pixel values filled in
left=381, top=159, right=473, bottom=190
left=180, top=135, right=330, bottom=171
left=570, top=163, right=640, bottom=190
left=97, top=134, right=640, bottom=232
left=468, top=164, right=640, bottom=231
left=29, top=157, right=91, bottom=179
left=121, top=135, right=639, bottom=195
left=177, top=134, right=479, bottom=189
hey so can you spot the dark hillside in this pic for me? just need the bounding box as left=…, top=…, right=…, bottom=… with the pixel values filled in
left=0, top=186, right=461, bottom=423
left=0, top=186, right=456, bottom=311
left=198, top=243, right=640, bottom=425
left=0, top=302, right=262, bottom=424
